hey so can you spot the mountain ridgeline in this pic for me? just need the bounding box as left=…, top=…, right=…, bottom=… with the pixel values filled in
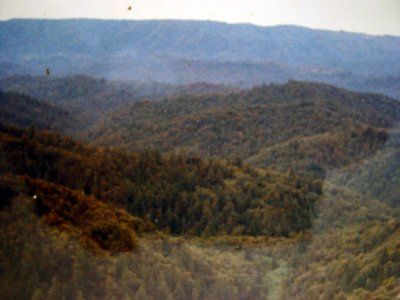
left=0, top=123, right=322, bottom=238
left=90, top=81, right=400, bottom=180
left=1, top=79, right=399, bottom=205
left=1, top=75, right=400, bottom=299
left=0, top=75, right=236, bottom=129
left=1, top=19, right=400, bottom=98
left=1, top=18, right=400, bottom=297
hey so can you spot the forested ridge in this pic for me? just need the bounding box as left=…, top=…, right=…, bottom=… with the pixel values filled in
left=0, top=90, right=77, bottom=132
left=90, top=81, right=400, bottom=178
left=1, top=79, right=400, bottom=299
left=1, top=14, right=400, bottom=300
left=0, top=123, right=322, bottom=237
left=0, top=75, right=236, bottom=130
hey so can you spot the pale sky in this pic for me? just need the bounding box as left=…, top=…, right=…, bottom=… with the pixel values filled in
left=0, top=0, right=399, bottom=36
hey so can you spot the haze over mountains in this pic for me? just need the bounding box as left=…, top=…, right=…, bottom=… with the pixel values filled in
left=1, top=19, right=400, bottom=98
left=0, top=75, right=236, bottom=129
left=1, top=18, right=400, bottom=300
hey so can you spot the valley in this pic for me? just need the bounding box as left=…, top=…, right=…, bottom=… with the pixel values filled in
left=1, top=18, right=400, bottom=300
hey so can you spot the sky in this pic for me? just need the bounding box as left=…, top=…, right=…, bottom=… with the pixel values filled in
left=0, top=0, right=399, bottom=36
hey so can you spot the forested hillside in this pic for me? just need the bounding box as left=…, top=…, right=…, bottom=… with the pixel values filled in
left=1, top=80, right=400, bottom=299
left=333, top=134, right=400, bottom=207
left=0, top=124, right=322, bottom=237
left=90, top=81, right=400, bottom=178
left=1, top=14, right=400, bottom=300
left=0, top=75, right=236, bottom=129
left=0, top=90, right=77, bottom=132
left=1, top=123, right=400, bottom=299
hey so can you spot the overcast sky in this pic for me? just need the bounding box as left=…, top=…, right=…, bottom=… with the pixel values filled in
left=1, top=0, right=399, bottom=36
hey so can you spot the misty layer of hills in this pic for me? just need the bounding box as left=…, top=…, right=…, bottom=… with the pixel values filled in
left=1, top=18, right=400, bottom=300
left=0, top=75, right=236, bottom=129
left=1, top=19, right=400, bottom=98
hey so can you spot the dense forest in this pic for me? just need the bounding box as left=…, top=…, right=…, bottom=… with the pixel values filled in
left=1, top=123, right=400, bottom=300
left=1, top=78, right=400, bottom=299
left=1, top=14, right=400, bottom=300
left=0, top=90, right=77, bottom=132
left=90, top=81, right=400, bottom=178
left=0, top=124, right=322, bottom=237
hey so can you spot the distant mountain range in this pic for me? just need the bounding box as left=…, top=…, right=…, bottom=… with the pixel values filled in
left=2, top=19, right=400, bottom=300
left=1, top=19, right=399, bottom=98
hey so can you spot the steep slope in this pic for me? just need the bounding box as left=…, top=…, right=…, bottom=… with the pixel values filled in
left=332, top=131, right=400, bottom=206
left=0, top=174, right=145, bottom=253
left=285, top=217, right=400, bottom=299
left=0, top=123, right=320, bottom=299
left=278, top=173, right=400, bottom=299
left=2, top=165, right=400, bottom=300
left=90, top=81, right=400, bottom=176
left=0, top=123, right=322, bottom=237
left=246, top=127, right=390, bottom=176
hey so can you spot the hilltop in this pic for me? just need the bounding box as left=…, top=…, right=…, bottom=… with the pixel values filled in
left=1, top=80, right=400, bottom=299
left=90, top=81, right=400, bottom=178
left=0, top=75, right=236, bottom=130
left=2, top=18, right=400, bottom=300
left=0, top=123, right=322, bottom=237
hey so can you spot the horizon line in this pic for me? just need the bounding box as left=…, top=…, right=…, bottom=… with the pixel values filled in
left=1, top=17, right=398, bottom=38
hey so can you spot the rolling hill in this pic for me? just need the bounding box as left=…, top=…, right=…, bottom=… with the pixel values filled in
left=0, top=90, right=77, bottom=132
left=1, top=123, right=400, bottom=300
left=1, top=81, right=400, bottom=299
left=0, top=75, right=237, bottom=130
left=0, top=123, right=322, bottom=237
left=89, top=81, right=400, bottom=178
left=2, top=17, right=400, bottom=300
